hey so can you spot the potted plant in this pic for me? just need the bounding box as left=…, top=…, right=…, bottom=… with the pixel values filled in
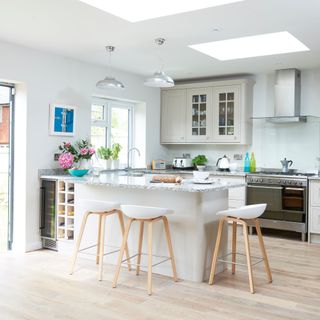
left=58, top=139, right=95, bottom=176
left=111, top=143, right=122, bottom=169
left=192, top=155, right=208, bottom=171
left=97, top=146, right=113, bottom=170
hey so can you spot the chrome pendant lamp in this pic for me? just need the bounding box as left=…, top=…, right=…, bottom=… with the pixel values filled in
left=144, top=38, right=174, bottom=88
left=96, top=46, right=125, bottom=90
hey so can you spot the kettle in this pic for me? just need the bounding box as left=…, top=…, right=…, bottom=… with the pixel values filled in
left=280, top=158, right=293, bottom=173
left=216, top=155, right=230, bottom=171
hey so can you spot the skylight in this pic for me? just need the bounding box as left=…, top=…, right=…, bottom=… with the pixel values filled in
left=77, top=0, right=244, bottom=22
left=189, top=32, right=310, bottom=61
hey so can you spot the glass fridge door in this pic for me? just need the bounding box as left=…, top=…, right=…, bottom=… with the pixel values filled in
left=40, top=180, right=56, bottom=239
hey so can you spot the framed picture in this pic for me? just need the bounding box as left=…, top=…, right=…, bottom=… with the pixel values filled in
left=49, top=104, right=76, bottom=136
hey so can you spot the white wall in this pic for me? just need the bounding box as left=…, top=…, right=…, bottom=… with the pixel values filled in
left=0, top=40, right=167, bottom=252
left=164, top=69, right=320, bottom=172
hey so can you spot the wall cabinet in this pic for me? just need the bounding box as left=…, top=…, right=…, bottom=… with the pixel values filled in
left=161, top=79, right=253, bottom=145
left=308, top=180, right=320, bottom=243
left=186, top=88, right=213, bottom=142
left=161, top=89, right=186, bottom=143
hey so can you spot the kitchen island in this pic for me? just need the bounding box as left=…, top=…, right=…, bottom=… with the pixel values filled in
left=41, top=172, right=245, bottom=282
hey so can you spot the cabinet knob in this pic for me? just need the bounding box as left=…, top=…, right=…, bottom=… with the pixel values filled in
left=234, top=136, right=237, bottom=140
left=206, top=136, right=211, bottom=140
left=180, top=137, right=184, bottom=140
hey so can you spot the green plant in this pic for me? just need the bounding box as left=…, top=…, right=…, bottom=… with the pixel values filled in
left=111, top=143, right=122, bottom=160
left=97, top=146, right=112, bottom=160
left=192, top=155, right=208, bottom=166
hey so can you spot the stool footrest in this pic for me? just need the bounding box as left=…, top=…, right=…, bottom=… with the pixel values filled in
left=217, top=252, right=264, bottom=267
left=121, top=253, right=171, bottom=268
left=78, top=244, right=120, bottom=257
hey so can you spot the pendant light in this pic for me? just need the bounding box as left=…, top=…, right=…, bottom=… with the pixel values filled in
left=96, top=46, right=125, bottom=90
left=144, top=38, right=174, bottom=88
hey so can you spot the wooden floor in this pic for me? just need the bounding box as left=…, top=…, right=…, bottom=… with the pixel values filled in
left=0, top=230, right=320, bottom=320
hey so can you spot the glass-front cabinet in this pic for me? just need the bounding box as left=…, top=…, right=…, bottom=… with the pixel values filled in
left=213, top=85, right=241, bottom=142
left=186, top=88, right=213, bottom=142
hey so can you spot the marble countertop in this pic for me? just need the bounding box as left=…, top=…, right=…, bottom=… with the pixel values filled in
left=307, top=176, right=320, bottom=180
left=40, top=173, right=245, bottom=193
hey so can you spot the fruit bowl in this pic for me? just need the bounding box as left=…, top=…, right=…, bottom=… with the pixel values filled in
left=68, top=169, right=89, bottom=177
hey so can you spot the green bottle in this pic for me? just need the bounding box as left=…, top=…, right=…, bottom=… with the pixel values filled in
left=250, top=152, right=256, bottom=173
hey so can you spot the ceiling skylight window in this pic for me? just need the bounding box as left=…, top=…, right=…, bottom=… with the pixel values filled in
left=189, top=31, right=310, bottom=61
left=77, top=0, right=244, bottom=22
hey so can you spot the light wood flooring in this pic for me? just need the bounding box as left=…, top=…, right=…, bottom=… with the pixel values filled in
left=0, top=229, right=320, bottom=320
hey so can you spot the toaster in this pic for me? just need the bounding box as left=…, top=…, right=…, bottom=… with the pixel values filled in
left=172, top=157, right=194, bottom=169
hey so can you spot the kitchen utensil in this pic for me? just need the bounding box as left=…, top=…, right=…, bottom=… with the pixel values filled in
left=216, top=155, right=230, bottom=171
left=280, top=158, right=293, bottom=173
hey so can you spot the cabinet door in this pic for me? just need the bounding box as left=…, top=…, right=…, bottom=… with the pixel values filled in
left=213, top=85, right=241, bottom=143
left=161, top=89, right=187, bottom=143
left=186, top=88, right=213, bottom=142
left=310, top=181, right=320, bottom=206
left=310, top=207, right=320, bottom=233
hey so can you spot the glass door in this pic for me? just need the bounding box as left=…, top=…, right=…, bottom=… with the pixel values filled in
left=0, top=84, right=14, bottom=251
left=213, top=85, right=240, bottom=142
left=186, top=88, right=212, bottom=142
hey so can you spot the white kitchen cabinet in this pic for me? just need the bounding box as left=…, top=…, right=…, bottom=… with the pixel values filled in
left=309, top=207, right=320, bottom=233
left=161, top=79, right=253, bottom=145
left=213, top=85, right=241, bottom=143
left=309, top=180, right=320, bottom=242
left=215, top=176, right=246, bottom=208
left=161, top=89, right=187, bottom=143
left=186, top=87, right=213, bottom=142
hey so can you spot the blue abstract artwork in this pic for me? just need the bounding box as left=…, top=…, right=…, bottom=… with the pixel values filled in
left=54, top=107, right=74, bottom=133
left=50, top=104, right=76, bottom=136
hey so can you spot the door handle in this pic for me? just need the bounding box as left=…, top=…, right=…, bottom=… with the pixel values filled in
left=40, top=187, right=45, bottom=230
left=247, top=185, right=283, bottom=190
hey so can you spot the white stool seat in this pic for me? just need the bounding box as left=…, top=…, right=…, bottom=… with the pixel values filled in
left=217, top=204, right=267, bottom=219
left=79, top=199, right=120, bottom=212
left=121, top=205, right=173, bottom=219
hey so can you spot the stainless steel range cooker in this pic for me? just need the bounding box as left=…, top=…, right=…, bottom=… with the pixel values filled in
left=246, top=171, right=315, bottom=241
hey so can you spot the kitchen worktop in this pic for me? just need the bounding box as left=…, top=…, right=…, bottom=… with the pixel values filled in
left=40, top=172, right=245, bottom=193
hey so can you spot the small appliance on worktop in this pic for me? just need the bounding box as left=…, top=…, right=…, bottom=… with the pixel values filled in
left=172, top=156, right=194, bottom=169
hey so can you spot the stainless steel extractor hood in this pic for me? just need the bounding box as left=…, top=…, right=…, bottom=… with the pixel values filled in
left=253, top=68, right=308, bottom=123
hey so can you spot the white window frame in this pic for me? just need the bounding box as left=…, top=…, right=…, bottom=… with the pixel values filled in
left=91, top=97, right=134, bottom=151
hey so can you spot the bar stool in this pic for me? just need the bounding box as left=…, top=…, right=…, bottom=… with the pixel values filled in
left=70, top=200, right=131, bottom=280
left=112, top=205, right=178, bottom=295
left=209, top=204, right=272, bottom=293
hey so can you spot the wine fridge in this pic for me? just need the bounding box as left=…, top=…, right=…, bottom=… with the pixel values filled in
left=40, top=179, right=57, bottom=250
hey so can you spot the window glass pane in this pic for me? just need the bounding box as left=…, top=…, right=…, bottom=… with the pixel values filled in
left=111, top=107, right=129, bottom=165
left=0, top=86, right=10, bottom=104
left=91, top=104, right=105, bottom=121
left=91, top=126, right=106, bottom=149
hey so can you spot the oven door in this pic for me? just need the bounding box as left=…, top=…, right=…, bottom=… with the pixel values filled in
left=247, top=185, right=283, bottom=220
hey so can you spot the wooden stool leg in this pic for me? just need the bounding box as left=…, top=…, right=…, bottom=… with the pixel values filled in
left=209, top=218, right=225, bottom=285
left=254, top=219, right=272, bottom=283
left=70, top=211, right=91, bottom=275
left=162, top=216, right=178, bottom=282
left=231, top=221, right=237, bottom=274
left=112, top=218, right=133, bottom=288
left=242, top=221, right=255, bottom=293
left=117, top=210, right=132, bottom=271
left=147, top=220, right=153, bottom=295
left=98, top=214, right=107, bottom=281
left=96, top=215, right=103, bottom=265
left=136, top=221, right=144, bottom=276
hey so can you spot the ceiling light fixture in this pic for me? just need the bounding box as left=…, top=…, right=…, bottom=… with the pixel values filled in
left=78, top=0, right=244, bottom=22
left=96, top=46, right=125, bottom=90
left=189, top=31, right=310, bottom=61
left=144, top=38, right=174, bottom=88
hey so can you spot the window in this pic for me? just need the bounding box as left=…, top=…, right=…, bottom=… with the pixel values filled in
left=91, top=98, right=133, bottom=166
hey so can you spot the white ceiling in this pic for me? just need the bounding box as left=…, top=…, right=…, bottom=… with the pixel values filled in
left=0, top=0, right=319, bottom=79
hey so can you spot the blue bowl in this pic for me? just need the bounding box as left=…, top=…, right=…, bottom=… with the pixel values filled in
left=68, top=169, right=89, bottom=177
